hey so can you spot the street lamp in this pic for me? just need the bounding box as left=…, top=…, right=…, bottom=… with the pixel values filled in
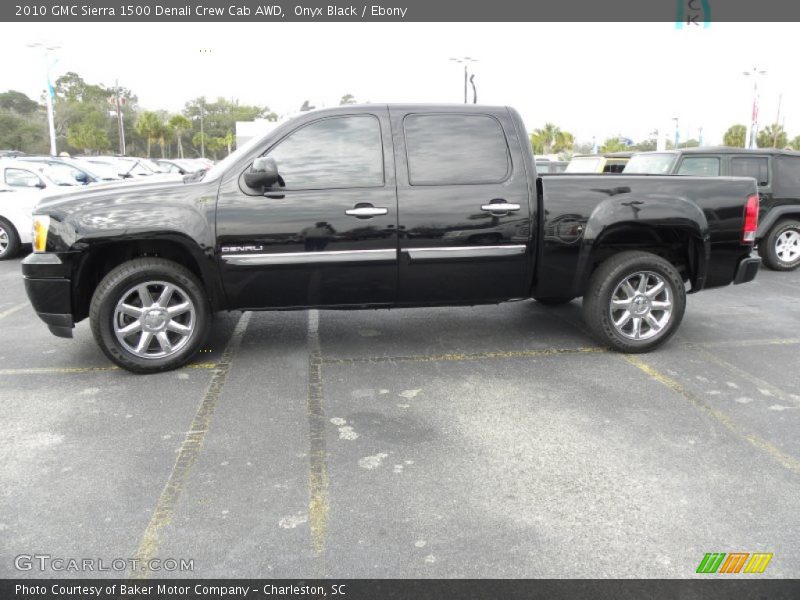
left=28, top=42, right=61, bottom=156
left=449, top=57, right=478, bottom=104
left=743, top=67, right=767, bottom=149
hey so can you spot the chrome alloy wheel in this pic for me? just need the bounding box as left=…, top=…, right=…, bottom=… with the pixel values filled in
left=609, top=271, right=673, bottom=341
left=775, top=229, right=800, bottom=264
left=113, top=281, right=196, bottom=359
left=0, top=226, right=9, bottom=256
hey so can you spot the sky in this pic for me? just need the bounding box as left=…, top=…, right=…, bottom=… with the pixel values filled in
left=1, top=21, right=798, bottom=146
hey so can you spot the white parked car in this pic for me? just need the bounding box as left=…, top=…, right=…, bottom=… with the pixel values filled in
left=0, top=185, right=41, bottom=259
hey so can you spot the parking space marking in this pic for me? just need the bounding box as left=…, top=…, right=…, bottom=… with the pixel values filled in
left=686, top=344, right=799, bottom=408
left=306, top=309, right=329, bottom=577
left=0, top=362, right=218, bottom=376
left=323, top=346, right=607, bottom=365
left=0, top=301, right=27, bottom=321
left=691, top=337, right=800, bottom=349
left=623, top=354, right=800, bottom=475
left=130, top=312, right=251, bottom=578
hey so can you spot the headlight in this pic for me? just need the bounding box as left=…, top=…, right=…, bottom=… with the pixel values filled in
left=32, top=215, right=50, bottom=252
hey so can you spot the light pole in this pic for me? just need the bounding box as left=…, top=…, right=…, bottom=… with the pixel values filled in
left=28, top=42, right=60, bottom=156
left=743, top=67, right=767, bottom=149
left=449, top=57, right=478, bottom=104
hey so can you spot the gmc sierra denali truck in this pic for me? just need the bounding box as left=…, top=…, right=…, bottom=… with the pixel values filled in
left=22, top=105, right=761, bottom=373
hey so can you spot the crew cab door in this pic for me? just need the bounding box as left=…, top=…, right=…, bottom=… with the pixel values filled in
left=391, top=107, right=533, bottom=303
left=215, top=108, right=398, bottom=308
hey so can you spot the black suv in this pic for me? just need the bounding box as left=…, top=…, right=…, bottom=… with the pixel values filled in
left=625, top=148, right=800, bottom=270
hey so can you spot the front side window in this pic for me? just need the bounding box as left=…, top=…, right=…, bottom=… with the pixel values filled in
left=266, top=115, right=384, bottom=190
left=404, top=114, right=510, bottom=185
left=676, top=157, right=720, bottom=177
left=731, top=156, right=769, bottom=186
left=4, top=168, right=42, bottom=188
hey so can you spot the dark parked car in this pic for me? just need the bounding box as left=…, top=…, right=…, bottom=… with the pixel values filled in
left=625, top=148, right=800, bottom=270
left=22, top=105, right=760, bottom=373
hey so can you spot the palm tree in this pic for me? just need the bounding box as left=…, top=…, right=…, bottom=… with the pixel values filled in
left=530, top=123, right=561, bottom=154
left=600, top=137, right=628, bottom=153
left=168, top=115, right=192, bottom=159
left=722, top=124, right=746, bottom=148
left=134, top=111, right=163, bottom=158
left=757, top=123, right=787, bottom=149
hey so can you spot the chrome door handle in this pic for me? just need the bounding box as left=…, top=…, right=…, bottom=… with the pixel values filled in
left=345, top=206, right=388, bottom=218
left=481, top=203, right=521, bottom=212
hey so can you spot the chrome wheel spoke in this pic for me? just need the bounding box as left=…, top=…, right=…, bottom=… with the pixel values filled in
left=156, top=332, right=173, bottom=353
left=611, top=298, right=630, bottom=308
left=645, top=313, right=662, bottom=332
left=166, top=301, right=191, bottom=317
left=637, top=274, right=649, bottom=294
left=118, top=320, right=142, bottom=336
left=156, top=284, right=174, bottom=308
left=119, top=303, right=144, bottom=318
left=135, top=331, right=154, bottom=354
left=631, top=317, right=643, bottom=339
left=614, top=310, right=632, bottom=328
left=166, top=320, right=191, bottom=335
left=645, top=281, right=665, bottom=298
left=622, top=281, right=636, bottom=299
left=650, top=300, right=672, bottom=310
left=136, top=284, right=154, bottom=307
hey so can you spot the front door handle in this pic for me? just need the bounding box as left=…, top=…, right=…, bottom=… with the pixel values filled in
left=481, top=202, right=521, bottom=213
left=345, top=205, right=389, bottom=219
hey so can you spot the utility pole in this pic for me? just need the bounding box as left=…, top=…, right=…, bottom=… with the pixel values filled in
left=773, top=93, right=783, bottom=148
left=673, top=117, right=680, bottom=149
left=114, top=79, right=126, bottom=155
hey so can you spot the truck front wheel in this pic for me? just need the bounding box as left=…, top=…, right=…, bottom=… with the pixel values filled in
left=582, top=251, right=686, bottom=353
left=89, top=257, right=211, bottom=373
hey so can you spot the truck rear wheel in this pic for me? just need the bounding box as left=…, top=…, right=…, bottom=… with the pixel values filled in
left=758, top=219, right=800, bottom=271
left=582, top=251, right=685, bottom=353
left=0, top=218, right=21, bottom=260
left=89, top=258, right=210, bottom=374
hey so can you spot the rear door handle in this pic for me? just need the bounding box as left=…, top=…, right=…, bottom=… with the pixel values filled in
left=345, top=205, right=389, bottom=218
left=481, top=202, right=521, bottom=213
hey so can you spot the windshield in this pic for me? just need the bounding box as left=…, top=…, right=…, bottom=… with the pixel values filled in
left=624, top=153, right=677, bottom=174
left=201, top=135, right=266, bottom=181
left=40, top=163, right=81, bottom=186
left=565, top=157, right=603, bottom=173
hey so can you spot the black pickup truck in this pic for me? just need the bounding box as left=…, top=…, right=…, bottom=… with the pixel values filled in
left=625, top=147, right=800, bottom=271
left=22, top=105, right=761, bottom=373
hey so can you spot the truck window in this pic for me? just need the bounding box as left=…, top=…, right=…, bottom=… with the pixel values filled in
left=676, top=157, right=719, bottom=177
left=771, top=155, right=800, bottom=196
left=266, top=115, right=384, bottom=190
left=403, top=114, right=510, bottom=185
left=731, top=156, right=769, bottom=186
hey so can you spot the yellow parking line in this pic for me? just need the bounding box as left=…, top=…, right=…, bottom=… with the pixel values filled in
left=0, top=302, right=28, bottom=321
left=688, top=344, right=799, bottom=408
left=0, top=362, right=218, bottom=376
left=323, top=346, right=607, bottom=365
left=130, top=313, right=251, bottom=579
left=623, top=354, right=800, bottom=475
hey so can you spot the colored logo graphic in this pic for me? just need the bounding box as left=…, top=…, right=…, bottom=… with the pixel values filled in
left=696, top=552, right=773, bottom=574
left=676, top=0, right=712, bottom=29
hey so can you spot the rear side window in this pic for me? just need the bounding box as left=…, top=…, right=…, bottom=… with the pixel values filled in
left=676, top=157, right=720, bottom=176
left=4, top=168, right=41, bottom=188
left=731, top=156, right=769, bottom=187
left=404, top=114, right=510, bottom=185
left=771, top=155, right=800, bottom=196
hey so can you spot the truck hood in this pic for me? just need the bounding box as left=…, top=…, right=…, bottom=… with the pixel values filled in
left=35, top=178, right=188, bottom=215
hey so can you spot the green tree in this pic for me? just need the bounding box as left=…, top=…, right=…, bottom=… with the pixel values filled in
left=168, top=114, right=192, bottom=159
left=723, top=124, right=747, bottom=147
left=678, top=139, right=700, bottom=149
left=530, top=123, right=561, bottom=154
left=788, top=136, right=800, bottom=151
left=135, top=111, right=164, bottom=158
left=67, top=120, right=110, bottom=154
left=339, top=94, right=356, bottom=105
left=600, top=137, right=628, bottom=153
left=757, top=123, right=788, bottom=149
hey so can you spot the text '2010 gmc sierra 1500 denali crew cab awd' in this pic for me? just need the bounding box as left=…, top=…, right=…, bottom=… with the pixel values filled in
left=22, top=104, right=762, bottom=373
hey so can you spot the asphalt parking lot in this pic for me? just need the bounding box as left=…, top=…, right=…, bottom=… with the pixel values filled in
left=1, top=254, right=798, bottom=579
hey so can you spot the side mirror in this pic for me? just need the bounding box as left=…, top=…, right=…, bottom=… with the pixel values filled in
left=75, top=172, right=89, bottom=184
left=244, top=157, right=280, bottom=190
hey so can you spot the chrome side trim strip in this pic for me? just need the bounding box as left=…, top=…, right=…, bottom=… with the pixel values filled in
left=221, top=248, right=397, bottom=266
left=405, top=245, right=527, bottom=261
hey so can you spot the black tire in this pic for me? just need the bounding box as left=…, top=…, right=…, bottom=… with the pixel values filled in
left=758, top=219, right=800, bottom=271
left=89, top=257, right=210, bottom=374
left=0, top=218, right=21, bottom=260
left=582, top=251, right=686, bottom=353
left=534, top=296, right=575, bottom=306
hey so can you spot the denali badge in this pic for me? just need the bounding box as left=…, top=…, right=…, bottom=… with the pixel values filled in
left=221, top=245, right=264, bottom=253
